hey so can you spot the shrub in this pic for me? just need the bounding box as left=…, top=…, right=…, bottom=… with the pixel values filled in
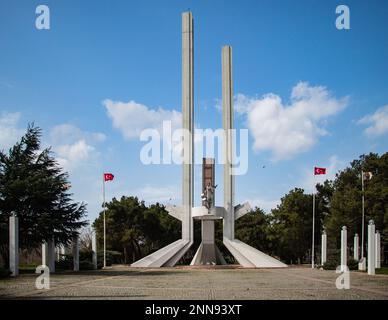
left=97, top=250, right=122, bottom=268
left=348, top=258, right=358, bottom=271
left=322, top=257, right=359, bottom=271
left=0, top=267, right=11, bottom=278
left=322, top=260, right=338, bottom=270
left=80, top=250, right=92, bottom=262
left=79, top=260, right=95, bottom=270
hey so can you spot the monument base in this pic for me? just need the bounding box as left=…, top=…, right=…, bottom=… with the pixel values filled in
left=190, top=243, right=227, bottom=265
left=223, top=237, right=287, bottom=268
left=131, top=239, right=192, bottom=268
left=358, top=257, right=366, bottom=271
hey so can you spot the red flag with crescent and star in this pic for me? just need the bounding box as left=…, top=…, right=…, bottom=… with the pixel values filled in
left=314, top=167, right=326, bottom=175
left=104, top=173, right=114, bottom=181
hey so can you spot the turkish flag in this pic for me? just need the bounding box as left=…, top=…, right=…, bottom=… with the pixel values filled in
left=104, top=173, right=114, bottom=181
left=314, top=167, right=326, bottom=175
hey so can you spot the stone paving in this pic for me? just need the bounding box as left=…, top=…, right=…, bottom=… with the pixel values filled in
left=0, top=265, right=388, bottom=300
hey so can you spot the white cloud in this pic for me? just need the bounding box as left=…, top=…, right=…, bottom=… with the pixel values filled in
left=50, top=124, right=106, bottom=145
left=55, top=140, right=95, bottom=170
left=358, top=104, right=388, bottom=137
left=103, top=99, right=182, bottom=139
left=235, top=82, right=349, bottom=161
left=242, top=197, right=280, bottom=213
left=49, top=124, right=105, bottom=172
left=0, top=112, right=25, bottom=150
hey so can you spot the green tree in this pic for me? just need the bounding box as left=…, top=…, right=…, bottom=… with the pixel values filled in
left=324, top=153, right=388, bottom=256
left=235, top=207, right=273, bottom=253
left=0, top=124, right=87, bottom=265
left=93, top=196, right=180, bottom=264
left=269, top=188, right=322, bottom=264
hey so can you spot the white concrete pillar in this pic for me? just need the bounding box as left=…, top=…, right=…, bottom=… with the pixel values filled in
left=368, top=220, right=375, bottom=275
left=9, top=214, right=19, bottom=277
left=340, top=226, right=347, bottom=272
left=42, top=239, right=55, bottom=273
left=375, top=230, right=381, bottom=269
left=222, top=45, right=235, bottom=240
left=42, top=242, right=47, bottom=266
left=72, top=236, right=79, bottom=271
left=321, top=231, right=327, bottom=265
left=92, top=231, right=97, bottom=270
left=181, top=11, right=194, bottom=242
left=49, top=239, right=55, bottom=272
left=354, top=233, right=359, bottom=261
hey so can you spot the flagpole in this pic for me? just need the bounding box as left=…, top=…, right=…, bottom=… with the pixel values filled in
left=103, top=174, right=106, bottom=269
left=361, top=171, right=365, bottom=260
left=312, top=170, right=315, bottom=269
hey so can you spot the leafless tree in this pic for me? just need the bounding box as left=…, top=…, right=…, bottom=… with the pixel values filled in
left=79, top=227, right=93, bottom=251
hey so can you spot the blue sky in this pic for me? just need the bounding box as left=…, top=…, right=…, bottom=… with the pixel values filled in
left=1, top=0, right=387, bottom=224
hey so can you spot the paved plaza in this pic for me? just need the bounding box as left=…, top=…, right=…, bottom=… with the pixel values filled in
left=1, top=265, right=388, bottom=300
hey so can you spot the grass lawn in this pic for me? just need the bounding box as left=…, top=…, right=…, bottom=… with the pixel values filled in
left=376, top=267, right=388, bottom=275
left=19, top=264, right=38, bottom=274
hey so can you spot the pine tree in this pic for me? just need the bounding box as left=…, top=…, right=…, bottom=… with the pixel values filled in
left=0, top=124, right=87, bottom=265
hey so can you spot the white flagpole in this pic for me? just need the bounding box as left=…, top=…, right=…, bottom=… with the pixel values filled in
left=103, top=174, right=106, bottom=269
left=312, top=169, right=315, bottom=269
left=361, top=171, right=365, bottom=260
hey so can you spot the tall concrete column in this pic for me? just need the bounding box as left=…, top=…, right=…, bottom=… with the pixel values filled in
left=368, top=220, right=375, bottom=275
left=354, top=233, right=359, bottom=261
left=375, top=230, right=381, bottom=269
left=72, top=236, right=79, bottom=271
left=340, top=226, right=347, bottom=272
left=222, top=45, right=235, bottom=240
left=321, top=231, right=327, bottom=265
left=42, top=239, right=55, bottom=273
left=9, top=214, right=19, bottom=277
left=92, top=230, right=98, bottom=270
left=181, top=11, right=194, bottom=242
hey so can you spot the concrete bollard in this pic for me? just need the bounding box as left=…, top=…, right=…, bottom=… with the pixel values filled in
left=354, top=233, right=359, bottom=261
left=368, top=220, right=375, bottom=275
left=72, top=236, right=79, bottom=271
left=321, top=231, right=327, bottom=265
left=375, top=230, right=381, bottom=269
left=9, top=214, right=19, bottom=277
left=42, top=239, right=56, bottom=273
left=340, top=226, right=347, bottom=272
left=92, top=231, right=97, bottom=270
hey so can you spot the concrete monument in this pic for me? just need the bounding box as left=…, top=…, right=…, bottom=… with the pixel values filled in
left=132, top=12, right=286, bottom=268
